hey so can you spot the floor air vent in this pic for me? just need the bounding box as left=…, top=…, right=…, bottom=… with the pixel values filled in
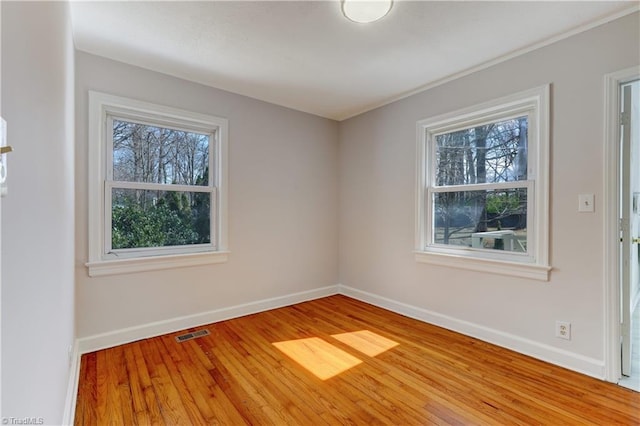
left=175, top=329, right=210, bottom=342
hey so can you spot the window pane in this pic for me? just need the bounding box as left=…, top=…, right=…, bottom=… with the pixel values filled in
left=111, top=188, right=211, bottom=249
left=435, top=117, right=528, bottom=186
left=112, top=119, right=211, bottom=186
left=433, top=188, right=527, bottom=253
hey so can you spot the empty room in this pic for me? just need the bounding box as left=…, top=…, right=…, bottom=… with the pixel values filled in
left=1, top=1, right=640, bottom=424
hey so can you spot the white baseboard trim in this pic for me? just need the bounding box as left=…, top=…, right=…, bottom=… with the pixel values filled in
left=66, top=282, right=607, bottom=425
left=337, top=284, right=606, bottom=380
left=77, top=284, right=339, bottom=354
left=61, top=341, right=81, bottom=426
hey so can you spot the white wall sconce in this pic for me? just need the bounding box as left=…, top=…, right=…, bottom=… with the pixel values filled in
left=342, top=0, right=393, bottom=24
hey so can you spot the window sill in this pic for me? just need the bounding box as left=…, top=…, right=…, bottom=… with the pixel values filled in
left=414, top=251, right=551, bottom=281
left=86, top=251, right=229, bottom=277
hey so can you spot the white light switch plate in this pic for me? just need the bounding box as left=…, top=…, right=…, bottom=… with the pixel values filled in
left=578, top=194, right=595, bottom=212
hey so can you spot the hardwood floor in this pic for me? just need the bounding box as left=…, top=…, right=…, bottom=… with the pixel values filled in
left=74, top=295, right=640, bottom=425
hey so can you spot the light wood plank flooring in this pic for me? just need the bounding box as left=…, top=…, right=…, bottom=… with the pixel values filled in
left=74, top=295, right=640, bottom=425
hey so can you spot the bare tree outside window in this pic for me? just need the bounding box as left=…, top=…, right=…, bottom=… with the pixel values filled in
left=416, top=85, right=549, bottom=278
left=432, top=117, right=528, bottom=252
left=110, top=119, right=214, bottom=250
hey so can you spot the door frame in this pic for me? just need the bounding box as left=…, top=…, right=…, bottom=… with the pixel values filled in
left=604, top=66, right=640, bottom=383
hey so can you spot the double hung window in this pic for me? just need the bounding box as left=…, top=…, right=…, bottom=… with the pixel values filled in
left=87, top=92, right=228, bottom=276
left=416, top=86, right=550, bottom=280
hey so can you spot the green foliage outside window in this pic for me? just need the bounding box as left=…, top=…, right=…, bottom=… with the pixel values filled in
left=110, top=119, right=213, bottom=251
left=485, top=190, right=525, bottom=215
left=112, top=191, right=210, bottom=250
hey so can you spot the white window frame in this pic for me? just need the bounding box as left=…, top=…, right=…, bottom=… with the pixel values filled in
left=86, top=92, right=229, bottom=277
left=415, top=85, right=551, bottom=281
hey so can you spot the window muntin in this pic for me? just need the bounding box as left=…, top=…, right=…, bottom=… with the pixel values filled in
left=416, top=85, right=550, bottom=276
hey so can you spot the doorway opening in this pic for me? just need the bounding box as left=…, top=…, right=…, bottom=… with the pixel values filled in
left=605, top=67, right=640, bottom=392
left=618, top=77, right=640, bottom=391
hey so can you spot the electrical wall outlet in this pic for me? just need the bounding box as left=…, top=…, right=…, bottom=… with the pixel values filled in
left=555, top=321, right=571, bottom=340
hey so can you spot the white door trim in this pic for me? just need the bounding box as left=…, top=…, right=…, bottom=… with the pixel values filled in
left=604, top=66, right=640, bottom=383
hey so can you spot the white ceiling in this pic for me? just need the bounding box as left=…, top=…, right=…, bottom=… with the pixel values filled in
left=70, top=1, right=638, bottom=121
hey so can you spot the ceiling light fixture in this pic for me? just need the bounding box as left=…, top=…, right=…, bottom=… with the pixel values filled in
left=342, top=0, right=393, bottom=24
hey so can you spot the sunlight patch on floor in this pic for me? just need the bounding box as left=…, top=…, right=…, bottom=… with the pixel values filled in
left=273, top=337, right=362, bottom=380
left=331, top=330, right=399, bottom=357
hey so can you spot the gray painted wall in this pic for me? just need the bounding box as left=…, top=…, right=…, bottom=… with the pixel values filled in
left=1, top=2, right=75, bottom=422
left=338, top=12, right=639, bottom=369
left=75, top=52, right=340, bottom=338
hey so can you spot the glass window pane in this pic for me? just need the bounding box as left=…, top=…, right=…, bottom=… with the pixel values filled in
left=111, top=188, right=211, bottom=249
left=435, top=117, right=528, bottom=186
left=112, top=119, right=210, bottom=186
left=433, top=188, right=527, bottom=253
